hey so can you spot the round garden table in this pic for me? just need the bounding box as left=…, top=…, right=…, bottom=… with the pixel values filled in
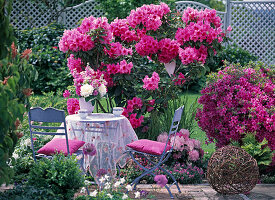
left=66, top=113, right=138, bottom=182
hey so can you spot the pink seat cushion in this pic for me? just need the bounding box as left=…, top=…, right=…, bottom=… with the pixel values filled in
left=126, top=139, right=171, bottom=155
left=37, top=138, right=85, bottom=156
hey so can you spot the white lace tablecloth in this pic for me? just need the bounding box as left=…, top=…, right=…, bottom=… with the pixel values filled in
left=66, top=113, right=138, bottom=181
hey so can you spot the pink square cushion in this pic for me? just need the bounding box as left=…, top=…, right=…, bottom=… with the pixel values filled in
left=126, top=139, right=171, bottom=155
left=37, top=138, right=85, bottom=156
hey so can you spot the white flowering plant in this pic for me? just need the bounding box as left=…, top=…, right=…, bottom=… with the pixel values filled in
left=77, top=175, right=143, bottom=200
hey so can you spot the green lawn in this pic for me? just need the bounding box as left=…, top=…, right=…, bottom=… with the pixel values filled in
left=181, top=92, right=216, bottom=154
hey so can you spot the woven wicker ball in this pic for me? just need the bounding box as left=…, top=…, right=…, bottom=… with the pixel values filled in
left=207, top=146, right=259, bottom=194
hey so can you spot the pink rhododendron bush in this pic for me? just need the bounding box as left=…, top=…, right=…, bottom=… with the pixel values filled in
left=59, top=3, right=230, bottom=136
left=157, top=129, right=204, bottom=166
left=196, top=62, right=275, bottom=162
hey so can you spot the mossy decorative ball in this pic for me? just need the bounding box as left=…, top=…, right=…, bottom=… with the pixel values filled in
left=207, top=146, right=259, bottom=194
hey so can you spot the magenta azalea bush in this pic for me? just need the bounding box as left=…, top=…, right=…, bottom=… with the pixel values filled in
left=59, top=3, right=230, bottom=135
left=196, top=62, right=275, bottom=155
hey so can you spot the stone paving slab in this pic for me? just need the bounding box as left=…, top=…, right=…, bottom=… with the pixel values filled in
left=136, top=184, right=275, bottom=200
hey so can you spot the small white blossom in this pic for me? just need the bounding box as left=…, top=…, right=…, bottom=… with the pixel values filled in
left=122, top=193, right=128, bottom=200
left=80, top=187, right=86, bottom=193
left=126, top=184, right=132, bottom=191
left=23, top=138, right=31, bottom=147
left=12, top=152, right=19, bottom=159
left=104, top=175, right=109, bottom=180
left=104, top=182, right=111, bottom=190
left=134, top=191, right=141, bottom=199
left=80, top=84, right=94, bottom=97
left=90, top=190, right=98, bottom=197
left=120, top=177, right=126, bottom=184
left=99, top=177, right=105, bottom=183
left=107, top=193, right=113, bottom=199
left=114, top=181, right=121, bottom=187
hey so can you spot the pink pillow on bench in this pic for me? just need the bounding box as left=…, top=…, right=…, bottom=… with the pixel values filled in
left=37, top=138, right=85, bottom=156
left=127, top=139, right=171, bottom=155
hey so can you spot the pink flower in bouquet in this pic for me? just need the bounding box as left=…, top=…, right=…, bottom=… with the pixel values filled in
left=135, top=35, right=159, bottom=57
left=154, top=175, right=168, bottom=188
left=67, top=98, right=80, bottom=115
left=158, top=38, right=179, bottom=63
left=188, top=150, right=199, bottom=161
left=63, top=90, right=71, bottom=98
left=142, top=72, right=160, bottom=90
left=157, top=132, right=168, bottom=143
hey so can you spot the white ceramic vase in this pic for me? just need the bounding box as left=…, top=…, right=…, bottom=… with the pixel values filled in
left=79, top=97, right=94, bottom=113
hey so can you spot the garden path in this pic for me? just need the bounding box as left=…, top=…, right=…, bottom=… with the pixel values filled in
left=134, top=184, right=275, bottom=200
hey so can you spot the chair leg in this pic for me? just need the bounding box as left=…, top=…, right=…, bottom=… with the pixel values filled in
left=129, top=153, right=175, bottom=199
left=159, top=165, right=181, bottom=194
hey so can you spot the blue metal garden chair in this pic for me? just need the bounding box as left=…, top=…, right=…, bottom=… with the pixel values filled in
left=28, top=107, right=90, bottom=194
left=126, top=105, right=184, bottom=199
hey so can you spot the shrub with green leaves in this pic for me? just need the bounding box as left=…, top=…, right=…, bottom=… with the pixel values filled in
left=27, top=154, right=85, bottom=200
left=232, top=133, right=274, bottom=171
left=0, top=0, right=37, bottom=184
left=0, top=185, right=59, bottom=200
left=15, top=23, right=72, bottom=94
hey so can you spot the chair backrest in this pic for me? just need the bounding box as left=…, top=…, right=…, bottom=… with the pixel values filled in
left=28, top=107, right=69, bottom=161
left=165, top=105, right=184, bottom=152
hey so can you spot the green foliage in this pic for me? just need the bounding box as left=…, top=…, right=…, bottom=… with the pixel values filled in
left=30, top=91, right=67, bottom=112
left=15, top=23, right=72, bottom=94
left=261, top=175, right=275, bottom=184
left=95, top=0, right=225, bottom=22
left=95, top=0, right=175, bottom=21
left=0, top=36, right=37, bottom=185
left=231, top=133, right=274, bottom=168
left=0, top=185, right=60, bottom=200
left=147, top=95, right=199, bottom=140
left=0, top=0, right=14, bottom=59
left=27, top=154, right=85, bottom=200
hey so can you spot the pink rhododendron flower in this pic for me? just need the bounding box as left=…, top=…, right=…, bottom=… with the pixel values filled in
left=63, top=90, right=71, bottom=98
left=127, top=3, right=170, bottom=31
left=154, top=175, right=168, bottom=188
left=135, top=35, right=159, bottom=57
left=173, top=73, right=186, bottom=86
left=188, top=150, right=200, bottom=161
left=67, top=98, right=80, bottom=115
left=157, top=132, right=168, bottom=143
left=129, top=113, right=144, bottom=129
left=104, top=42, right=132, bottom=58
left=67, top=54, right=83, bottom=75
left=142, top=72, right=160, bottom=90
left=158, top=38, right=179, bottom=63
